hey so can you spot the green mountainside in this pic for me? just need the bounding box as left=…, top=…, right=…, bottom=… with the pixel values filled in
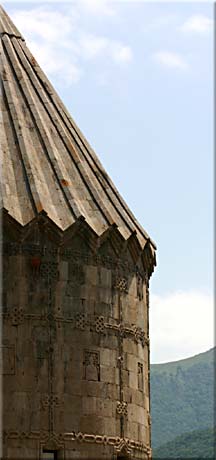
left=153, top=426, right=215, bottom=459
left=150, top=348, right=215, bottom=449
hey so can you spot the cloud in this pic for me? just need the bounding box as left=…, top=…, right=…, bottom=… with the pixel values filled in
left=112, top=44, right=132, bottom=63
left=27, top=39, right=82, bottom=86
left=153, top=51, right=188, bottom=70
left=11, top=7, right=81, bottom=86
left=79, top=34, right=132, bottom=63
left=78, top=0, right=116, bottom=16
left=10, top=5, right=131, bottom=86
left=150, top=289, right=214, bottom=364
left=180, top=15, right=213, bottom=34
left=11, top=7, right=77, bottom=43
left=79, top=35, right=108, bottom=59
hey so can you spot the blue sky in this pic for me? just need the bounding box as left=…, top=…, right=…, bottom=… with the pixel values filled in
left=3, top=0, right=214, bottom=363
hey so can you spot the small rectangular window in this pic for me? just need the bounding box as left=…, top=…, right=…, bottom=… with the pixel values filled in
left=42, top=451, right=57, bottom=460
left=138, top=362, right=144, bottom=391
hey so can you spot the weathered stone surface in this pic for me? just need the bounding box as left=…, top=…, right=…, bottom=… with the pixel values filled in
left=2, top=226, right=154, bottom=459
left=0, top=4, right=156, bottom=459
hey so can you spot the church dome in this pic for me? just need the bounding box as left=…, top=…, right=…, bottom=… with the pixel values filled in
left=1, top=5, right=156, bottom=460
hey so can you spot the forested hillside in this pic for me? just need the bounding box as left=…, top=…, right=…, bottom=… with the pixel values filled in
left=153, top=426, right=215, bottom=459
left=150, top=348, right=215, bottom=449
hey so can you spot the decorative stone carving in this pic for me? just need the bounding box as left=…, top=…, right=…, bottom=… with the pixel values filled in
left=114, top=276, right=128, bottom=293
left=2, top=308, right=147, bottom=346
left=11, top=307, right=24, bottom=326
left=131, top=325, right=145, bottom=346
left=116, top=401, right=128, bottom=416
left=3, top=242, right=142, bottom=275
left=40, top=262, right=59, bottom=280
left=40, top=431, right=65, bottom=451
left=41, top=394, right=62, bottom=409
left=115, top=438, right=132, bottom=455
left=61, top=248, right=135, bottom=273
left=3, top=430, right=151, bottom=456
left=95, top=315, right=105, bottom=333
left=75, top=313, right=86, bottom=330
left=83, top=350, right=100, bottom=381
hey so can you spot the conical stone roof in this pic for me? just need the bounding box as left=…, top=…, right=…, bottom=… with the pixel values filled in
left=0, top=5, right=156, bottom=266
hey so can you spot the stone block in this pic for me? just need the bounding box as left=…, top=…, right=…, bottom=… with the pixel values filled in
left=115, top=367, right=120, bottom=384
left=100, top=366, right=116, bottom=384
left=96, top=398, right=113, bottom=417
left=123, top=386, right=132, bottom=403
left=103, top=416, right=117, bottom=436
left=122, top=369, right=129, bottom=386
left=128, top=403, right=145, bottom=425
left=6, top=439, right=38, bottom=460
left=99, top=267, right=112, bottom=288
left=82, top=396, right=97, bottom=415
left=129, top=370, right=137, bottom=390
left=138, top=422, right=146, bottom=443
left=100, top=348, right=117, bottom=367
left=105, top=383, right=119, bottom=400
left=128, top=275, right=137, bottom=297
left=59, top=261, right=68, bottom=280
left=84, top=265, right=98, bottom=286
left=80, top=415, right=104, bottom=434
left=123, top=338, right=137, bottom=355
left=145, top=395, right=149, bottom=411
left=137, top=302, right=145, bottom=325
left=126, top=353, right=137, bottom=372
left=98, top=286, right=112, bottom=305
left=134, top=389, right=145, bottom=407
left=64, top=394, right=82, bottom=418
left=125, top=421, right=139, bottom=441
left=137, top=342, right=145, bottom=358
left=80, top=380, right=102, bottom=398
left=100, top=334, right=118, bottom=349
left=111, top=299, right=119, bottom=320
left=146, top=425, right=150, bottom=445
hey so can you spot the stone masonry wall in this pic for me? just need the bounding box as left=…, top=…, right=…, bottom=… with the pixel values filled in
left=2, top=223, right=152, bottom=460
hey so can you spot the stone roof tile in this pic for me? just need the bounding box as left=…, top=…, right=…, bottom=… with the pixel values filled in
left=0, top=5, right=156, bottom=252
